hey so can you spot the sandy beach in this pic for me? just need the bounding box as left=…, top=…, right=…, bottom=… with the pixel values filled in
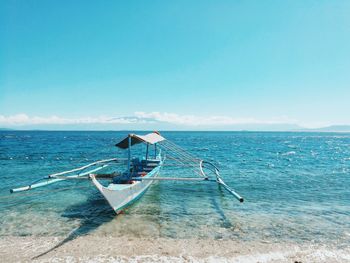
left=1, top=235, right=349, bottom=263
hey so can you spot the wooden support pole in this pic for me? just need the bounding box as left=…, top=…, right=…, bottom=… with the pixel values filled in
left=127, top=135, right=131, bottom=172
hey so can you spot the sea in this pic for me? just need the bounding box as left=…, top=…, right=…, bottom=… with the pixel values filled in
left=0, top=131, right=349, bottom=261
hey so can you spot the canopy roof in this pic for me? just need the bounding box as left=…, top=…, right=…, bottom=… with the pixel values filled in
left=115, top=132, right=165, bottom=149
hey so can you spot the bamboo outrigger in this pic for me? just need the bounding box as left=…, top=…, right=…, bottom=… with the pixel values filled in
left=10, top=132, right=243, bottom=214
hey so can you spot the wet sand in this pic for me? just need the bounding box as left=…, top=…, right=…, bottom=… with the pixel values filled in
left=1, top=236, right=349, bottom=262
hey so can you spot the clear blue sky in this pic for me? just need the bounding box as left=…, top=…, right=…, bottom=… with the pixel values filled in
left=1, top=1, right=349, bottom=129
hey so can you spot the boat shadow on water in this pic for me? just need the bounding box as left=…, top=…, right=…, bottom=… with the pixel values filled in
left=211, top=185, right=234, bottom=229
left=32, top=192, right=115, bottom=260
left=31, top=185, right=237, bottom=259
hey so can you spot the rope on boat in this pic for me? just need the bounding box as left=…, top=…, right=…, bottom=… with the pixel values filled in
left=159, top=139, right=244, bottom=202
left=158, top=141, right=205, bottom=177
left=161, top=154, right=203, bottom=177
left=162, top=149, right=204, bottom=177
left=162, top=140, right=200, bottom=160
left=160, top=140, right=198, bottom=159
left=161, top=141, right=200, bottom=163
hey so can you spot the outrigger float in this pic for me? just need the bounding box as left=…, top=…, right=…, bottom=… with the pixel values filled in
left=10, top=132, right=243, bottom=213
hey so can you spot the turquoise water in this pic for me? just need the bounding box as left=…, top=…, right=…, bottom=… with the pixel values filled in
left=0, top=131, right=349, bottom=247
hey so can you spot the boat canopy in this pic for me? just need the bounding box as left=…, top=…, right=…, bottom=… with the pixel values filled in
left=115, top=132, right=165, bottom=149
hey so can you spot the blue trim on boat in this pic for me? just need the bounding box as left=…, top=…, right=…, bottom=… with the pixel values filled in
left=115, top=182, right=152, bottom=213
left=114, top=159, right=163, bottom=213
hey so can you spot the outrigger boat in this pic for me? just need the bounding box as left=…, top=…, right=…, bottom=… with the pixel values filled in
left=10, top=132, right=243, bottom=213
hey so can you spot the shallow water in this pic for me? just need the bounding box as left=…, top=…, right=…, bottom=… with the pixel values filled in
left=0, top=131, right=349, bottom=248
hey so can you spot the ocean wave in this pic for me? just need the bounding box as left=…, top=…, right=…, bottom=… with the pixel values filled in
left=281, top=151, right=296, bottom=156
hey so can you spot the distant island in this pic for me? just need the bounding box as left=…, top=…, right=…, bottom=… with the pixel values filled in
left=301, top=125, right=350, bottom=132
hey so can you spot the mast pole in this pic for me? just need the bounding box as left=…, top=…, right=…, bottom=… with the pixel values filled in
left=154, top=143, right=157, bottom=158
left=127, top=134, right=131, bottom=172
left=146, top=143, right=149, bottom=160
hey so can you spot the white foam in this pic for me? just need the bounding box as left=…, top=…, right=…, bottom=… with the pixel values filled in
left=281, top=151, right=296, bottom=156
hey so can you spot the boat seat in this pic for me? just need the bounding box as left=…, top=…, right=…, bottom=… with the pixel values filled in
left=141, top=159, right=160, bottom=164
left=145, top=163, right=159, bottom=167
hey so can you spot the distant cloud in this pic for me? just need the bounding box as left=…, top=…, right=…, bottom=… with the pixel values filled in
left=0, top=112, right=298, bottom=127
left=134, top=111, right=297, bottom=126
left=0, top=114, right=136, bottom=126
left=134, top=111, right=252, bottom=125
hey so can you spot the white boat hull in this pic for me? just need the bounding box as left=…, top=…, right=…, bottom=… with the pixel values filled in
left=90, top=165, right=161, bottom=213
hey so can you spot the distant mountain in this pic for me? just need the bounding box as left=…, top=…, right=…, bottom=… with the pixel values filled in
left=306, top=125, right=350, bottom=132
left=0, top=128, right=14, bottom=131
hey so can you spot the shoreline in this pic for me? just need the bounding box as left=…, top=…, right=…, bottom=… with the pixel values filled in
left=1, top=236, right=349, bottom=262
